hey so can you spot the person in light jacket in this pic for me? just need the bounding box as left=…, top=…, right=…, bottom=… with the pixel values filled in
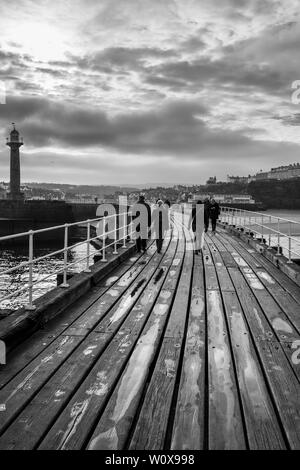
left=188, top=200, right=204, bottom=254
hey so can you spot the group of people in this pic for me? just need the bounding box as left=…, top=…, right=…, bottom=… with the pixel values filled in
left=188, top=197, right=220, bottom=254
left=189, top=197, right=220, bottom=234
left=132, top=194, right=220, bottom=255
left=132, top=194, right=170, bottom=254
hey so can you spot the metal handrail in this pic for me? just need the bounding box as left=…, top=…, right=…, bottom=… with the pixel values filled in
left=0, top=211, right=134, bottom=310
left=219, top=206, right=300, bottom=262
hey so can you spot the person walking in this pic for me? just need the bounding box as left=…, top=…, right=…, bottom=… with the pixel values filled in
left=209, top=198, right=220, bottom=234
left=204, top=197, right=210, bottom=232
left=132, top=193, right=151, bottom=253
left=152, top=199, right=169, bottom=254
left=188, top=200, right=204, bottom=254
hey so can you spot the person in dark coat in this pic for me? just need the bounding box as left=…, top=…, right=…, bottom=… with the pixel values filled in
left=188, top=200, right=204, bottom=254
left=132, top=194, right=151, bottom=253
left=152, top=199, right=169, bottom=253
left=204, top=197, right=210, bottom=232
left=209, top=198, right=220, bottom=233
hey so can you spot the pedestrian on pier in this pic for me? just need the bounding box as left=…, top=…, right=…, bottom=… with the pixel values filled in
left=188, top=200, right=204, bottom=254
left=132, top=194, right=151, bottom=253
left=204, top=197, right=210, bottom=232
left=209, top=198, right=220, bottom=234
left=152, top=199, right=169, bottom=254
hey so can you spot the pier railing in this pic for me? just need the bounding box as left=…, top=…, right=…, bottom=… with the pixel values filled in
left=219, top=206, right=300, bottom=262
left=0, top=212, right=134, bottom=311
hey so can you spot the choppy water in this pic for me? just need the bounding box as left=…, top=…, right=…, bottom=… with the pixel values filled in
left=0, top=241, right=99, bottom=311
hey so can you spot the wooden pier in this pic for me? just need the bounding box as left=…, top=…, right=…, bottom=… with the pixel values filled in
left=0, top=221, right=299, bottom=450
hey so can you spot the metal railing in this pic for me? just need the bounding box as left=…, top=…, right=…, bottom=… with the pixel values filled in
left=219, top=206, right=300, bottom=263
left=0, top=212, right=134, bottom=311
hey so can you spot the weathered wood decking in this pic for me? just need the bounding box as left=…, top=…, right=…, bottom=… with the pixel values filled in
left=0, top=220, right=300, bottom=450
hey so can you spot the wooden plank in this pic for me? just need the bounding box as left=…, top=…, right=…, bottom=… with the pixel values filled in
left=228, top=268, right=277, bottom=342
left=0, top=257, right=144, bottom=390
left=211, top=231, right=300, bottom=448
left=224, top=236, right=300, bottom=333
left=0, top=332, right=108, bottom=450
left=240, top=267, right=300, bottom=345
left=165, top=251, right=193, bottom=339
left=39, top=246, right=182, bottom=450
left=229, top=267, right=300, bottom=380
left=129, top=338, right=181, bottom=450
left=222, top=292, right=286, bottom=449
left=220, top=231, right=300, bottom=305
left=219, top=251, right=237, bottom=268
left=85, top=252, right=189, bottom=450
left=207, top=290, right=246, bottom=449
left=250, top=340, right=300, bottom=449
left=62, top=249, right=158, bottom=334
left=0, top=334, right=83, bottom=435
left=171, top=256, right=206, bottom=450
left=203, top=246, right=219, bottom=291
left=129, top=252, right=194, bottom=449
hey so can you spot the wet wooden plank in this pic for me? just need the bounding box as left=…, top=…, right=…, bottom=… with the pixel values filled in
left=219, top=251, right=237, bottom=268
left=170, top=255, right=206, bottom=450
left=129, top=338, right=181, bottom=450
left=129, top=252, right=194, bottom=449
left=0, top=332, right=108, bottom=449
left=39, top=245, right=182, bottom=450
left=240, top=267, right=300, bottom=346
left=0, top=334, right=83, bottom=435
left=220, top=232, right=300, bottom=305
left=63, top=249, right=159, bottom=334
left=207, top=290, right=246, bottom=449
left=229, top=242, right=300, bottom=333
left=203, top=248, right=219, bottom=291
left=222, top=292, right=286, bottom=449
left=228, top=267, right=300, bottom=381
left=165, top=251, right=193, bottom=340
left=219, top=238, right=300, bottom=447
left=0, top=257, right=144, bottom=390
left=251, top=340, right=300, bottom=449
left=85, top=250, right=188, bottom=451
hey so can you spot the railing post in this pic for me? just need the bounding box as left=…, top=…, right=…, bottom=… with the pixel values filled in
left=268, top=215, right=272, bottom=249
left=25, top=231, right=36, bottom=310
left=260, top=214, right=264, bottom=244
left=277, top=218, right=281, bottom=255
left=84, top=220, right=91, bottom=273
left=113, top=213, right=118, bottom=255
left=287, top=221, right=292, bottom=263
left=101, top=215, right=107, bottom=262
left=129, top=213, right=134, bottom=243
left=61, top=224, right=70, bottom=287
left=122, top=211, right=127, bottom=249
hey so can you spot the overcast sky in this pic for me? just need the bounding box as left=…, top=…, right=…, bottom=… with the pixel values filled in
left=0, top=0, right=300, bottom=185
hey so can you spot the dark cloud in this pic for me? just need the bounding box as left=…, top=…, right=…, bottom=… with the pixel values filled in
left=1, top=94, right=295, bottom=168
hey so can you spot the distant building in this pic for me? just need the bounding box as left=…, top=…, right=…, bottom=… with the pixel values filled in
left=227, top=175, right=250, bottom=184
left=252, top=163, right=300, bottom=181
left=206, top=176, right=217, bottom=185
left=269, top=163, right=300, bottom=180
left=190, top=193, right=255, bottom=204
left=253, top=171, right=269, bottom=181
